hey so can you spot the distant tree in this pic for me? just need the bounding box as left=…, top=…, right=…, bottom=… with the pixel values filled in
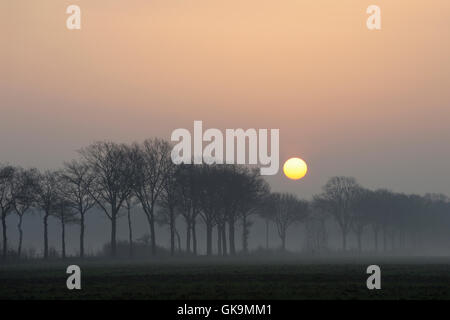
left=0, top=165, right=16, bottom=260
left=307, top=200, right=330, bottom=254
left=350, top=188, right=373, bottom=253
left=259, top=194, right=274, bottom=250
left=313, top=176, right=362, bottom=251
left=235, top=167, right=269, bottom=253
left=122, top=193, right=137, bottom=258
left=80, top=142, right=136, bottom=257
left=35, top=170, right=59, bottom=259
left=219, top=166, right=239, bottom=256
left=61, top=160, right=95, bottom=258
left=133, top=139, right=172, bottom=256
left=197, top=164, right=221, bottom=256
left=363, top=189, right=394, bottom=252
left=12, top=167, right=40, bottom=257
left=52, top=181, right=79, bottom=259
left=401, top=193, right=427, bottom=250
left=214, top=168, right=229, bottom=256
left=176, top=164, right=201, bottom=254
left=304, top=212, right=328, bottom=254
left=158, top=162, right=179, bottom=256
left=266, top=193, right=309, bottom=251
left=372, top=189, right=399, bottom=252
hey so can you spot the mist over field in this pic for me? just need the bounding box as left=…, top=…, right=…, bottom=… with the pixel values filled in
left=3, top=199, right=450, bottom=258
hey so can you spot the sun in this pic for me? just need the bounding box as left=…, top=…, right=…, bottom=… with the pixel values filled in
left=283, top=157, right=308, bottom=180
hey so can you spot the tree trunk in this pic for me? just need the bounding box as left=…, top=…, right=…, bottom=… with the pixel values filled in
left=80, top=214, right=85, bottom=258
left=265, top=218, right=269, bottom=250
left=221, top=225, right=227, bottom=256
left=242, top=215, right=248, bottom=253
left=111, top=211, right=117, bottom=257
left=357, top=231, right=362, bottom=253
left=169, top=209, right=175, bottom=256
left=17, top=214, right=23, bottom=258
left=43, top=213, right=49, bottom=259
left=217, top=225, right=222, bottom=256
left=144, top=207, right=156, bottom=256
left=127, top=208, right=133, bottom=258
left=175, top=229, right=182, bottom=253
left=150, top=208, right=156, bottom=256
left=228, top=216, right=236, bottom=255
left=281, top=230, right=286, bottom=251
left=61, top=220, right=66, bottom=259
left=383, top=226, right=387, bottom=252
left=1, top=213, right=7, bottom=260
left=341, top=228, right=347, bottom=251
left=186, top=220, right=191, bottom=253
left=192, top=220, right=197, bottom=255
left=390, top=232, right=395, bottom=251
left=373, top=226, right=379, bottom=252
left=206, top=223, right=212, bottom=256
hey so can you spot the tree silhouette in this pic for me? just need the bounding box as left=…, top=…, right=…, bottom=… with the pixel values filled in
left=61, top=160, right=95, bottom=258
left=266, top=193, right=309, bottom=251
left=80, top=142, right=135, bottom=257
left=133, top=139, right=172, bottom=256
left=314, top=176, right=362, bottom=251
left=35, top=170, right=59, bottom=260
left=12, top=167, right=39, bottom=257
left=0, top=165, right=15, bottom=260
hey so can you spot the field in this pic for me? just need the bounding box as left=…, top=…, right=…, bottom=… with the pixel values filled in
left=1, top=257, right=450, bottom=300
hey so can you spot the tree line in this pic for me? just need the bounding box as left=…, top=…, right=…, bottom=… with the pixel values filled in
left=1, top=139, right=450, bottom=261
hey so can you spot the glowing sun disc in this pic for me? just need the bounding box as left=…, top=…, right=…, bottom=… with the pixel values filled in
left=283, top=157, right=308, bottom=180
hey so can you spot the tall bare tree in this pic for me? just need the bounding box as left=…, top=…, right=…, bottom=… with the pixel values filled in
left=35, top=170, right=59, bottom=259
left=219, top=165, right=239, bottom=256
left=176, top=164, right=201, bottom=255
left=266, top=193, right=309, bottom=251
left=305, top=203, right=329, bottom=254
left=133, top=139, right=172, bottom=256
left=80, top=142, right=136, bottom=257
left=0, top=165, right=16, bottom=260
left=197, top=164, right=221, bottom=256
left=122, top=193, right=137, bottom=258
left=235, top=167, right=269, bottom=253
left=12, top=167, right=39, bottom=257
left=52, top=184, right=79, bottom=259
left=314, top=176, right=362, bottom=251
left=350, top=188, right=373, bottom=253
left=61, top=160, right=95, bottom=258
left=158, top=162, right=180, bottom=256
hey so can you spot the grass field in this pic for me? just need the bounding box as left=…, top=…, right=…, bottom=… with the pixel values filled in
left=1, top=257, right=450, bottom=300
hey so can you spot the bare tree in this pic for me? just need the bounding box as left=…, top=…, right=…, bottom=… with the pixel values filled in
left=158, top=163, right=179, bottom=256
left=176, top=164, right=201, bottom=255
left=313, top=176, right=361, bottom=251
left=350, top=189, right=373, bottom=253
left=12, top=168, right=39, bottom=257
left=0, top=165, right=16, bottom=260
left=235, top=167, right=269, bottom=254
left=304, top=204, right=329, bottom=254
left=80, top=142, right=136, bottom=257
left=122, top=193, right=137, bottom=258
left=61, top=160, right=95, bottom=258
left=198, top=164, right=221, bottom=256
left=266, top=193, right=309, bottom=251
left=133, top=139, right=172, bottom=256
left=369, top=189, right=397, bottom=252
left=35, top=170, right=59, bottom=259
left=52, top=185, right=79, bottom=259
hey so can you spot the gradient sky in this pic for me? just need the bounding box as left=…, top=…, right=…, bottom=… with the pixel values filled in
left=2, top=0, right=450, bottom=198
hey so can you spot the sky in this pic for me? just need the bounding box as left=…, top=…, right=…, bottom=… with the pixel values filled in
left=2, top=0, right=450, bottom=200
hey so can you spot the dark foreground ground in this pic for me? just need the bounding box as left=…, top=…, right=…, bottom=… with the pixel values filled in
left=1, top=256, right=450, bottom=300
